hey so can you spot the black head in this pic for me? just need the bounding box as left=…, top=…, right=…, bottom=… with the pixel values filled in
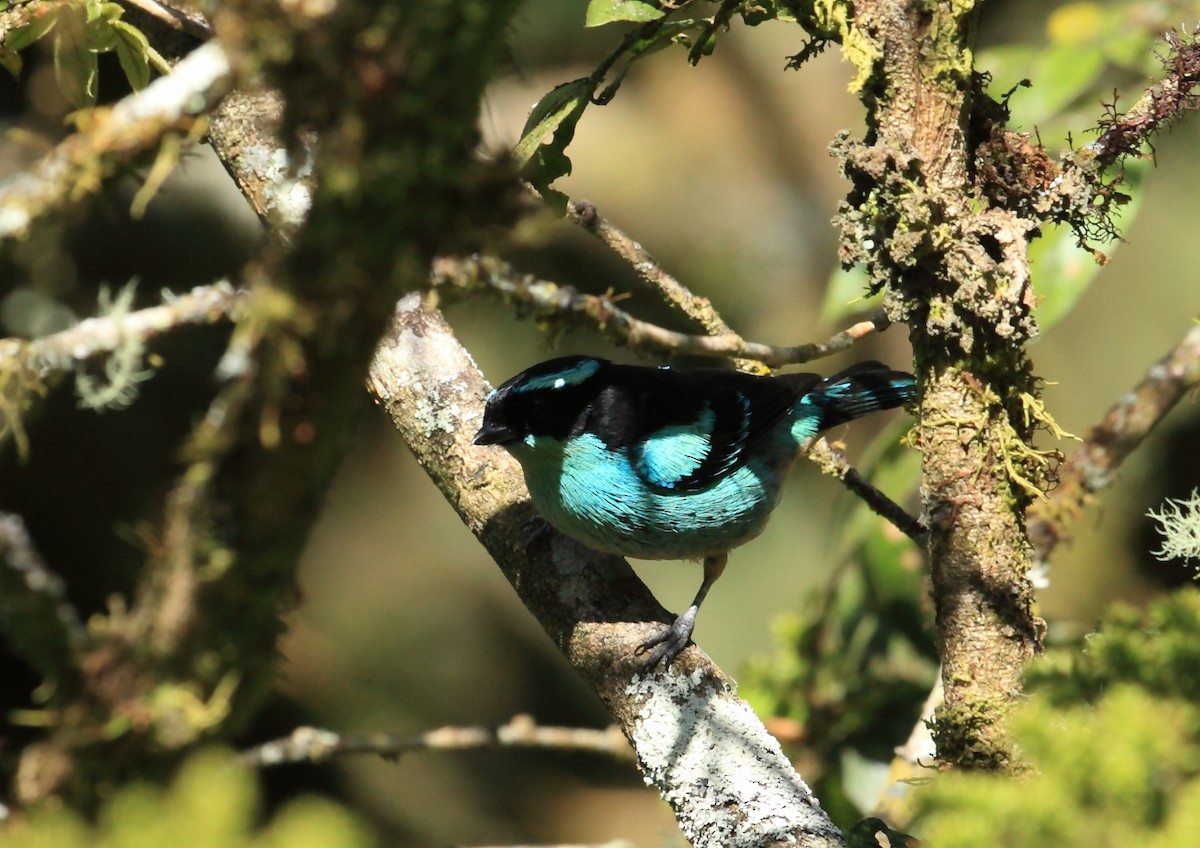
left=474, top=356, right=609, bottom=447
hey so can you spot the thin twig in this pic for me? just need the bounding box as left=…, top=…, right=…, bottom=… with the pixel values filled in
left=119, top=0, right=213, bottom=39
left=0, top=40, right=233, bottom=241
left=806, top=439, right=927, bottom=545
left=432, top=255, right=887, bottom=367
left=0, top=283, right=246, bottom=376
left=241, top=714, right=634, bottom=768
left=1027, top=320, right=1200, bottom=563
left=1087, top=30, right=1200, bottom=170
left=566, top=199, right=739, bottom=339
left=0, top=512, right=88, bottom=678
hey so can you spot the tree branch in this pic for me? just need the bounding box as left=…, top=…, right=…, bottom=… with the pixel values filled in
left=432, top=254, right=887, bottom=367
left=1087, top=29, right=1200, bottom=170
left=367, top=293, right=845, bottom=848
left=118, top=0, right=213, bottom=40
left=835, top=1, right=1043, bottom=769
left=14, top=0, right=525, bottom=804
left=241, top=715, right=634, bottom=767
left=0, top=40, right=234, bottom=242
left=1028, top=320, right=1200, bottom=563
left=0, top=511, right=87, bottom=682
left=0, top=283, right=244, bottom=459
left=566, top=198, right=739, bottom=338
left=0, top=283, right=244, bottom=374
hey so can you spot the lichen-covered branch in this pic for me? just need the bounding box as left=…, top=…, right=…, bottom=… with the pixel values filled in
left=432, top=254, right=887, bottom=367
left=0, top=283, right=244, bottom=375
left=0, top=40, right=233, bottom=242
left=1087, top=29, right=1200, bottom=169
left=830, top=0, right=1043, bottom=769
left=971, top=28, right=1200, bottom=259
left=206, top=89, right=313, bottom=239
left=367, top=293, right=845, bottom=848
left=1028, top=320, right=1200, bottom=563
left=241, top=715, right=634, bottom=768
left=0, top=283, right=244, bottom=458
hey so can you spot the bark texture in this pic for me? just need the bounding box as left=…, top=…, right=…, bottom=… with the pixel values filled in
left=835, top=0, right=1044, bottom=768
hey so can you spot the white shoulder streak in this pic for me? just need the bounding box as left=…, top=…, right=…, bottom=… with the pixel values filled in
left=519, top=358, right=601, bottom=392
left=625, top=668, right=831, bottom=847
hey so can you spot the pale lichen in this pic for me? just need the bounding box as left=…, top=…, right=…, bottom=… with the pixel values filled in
left=1147, top=489, right=1200, bottom=564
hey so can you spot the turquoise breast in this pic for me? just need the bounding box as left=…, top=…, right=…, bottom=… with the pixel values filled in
left=511, top=433, right=792, bottom=561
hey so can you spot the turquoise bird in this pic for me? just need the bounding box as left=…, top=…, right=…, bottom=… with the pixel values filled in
left=475, top=356, right=915, bottom=668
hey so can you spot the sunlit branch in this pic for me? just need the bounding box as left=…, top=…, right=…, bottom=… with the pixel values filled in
left=0, top=40, right=233, bottom=242
left=431, top=254, right=887, bottom=368
left=565, top=199, right=746, bottom=344
left=241, top=714, right=634, bottom=768
left=1028, top=320, right=1200, bottom=563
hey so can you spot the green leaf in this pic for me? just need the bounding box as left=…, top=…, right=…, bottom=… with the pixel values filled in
left=584, top=0, right=664, bottom=27
left=514, top=78, right=592, bottom=165
left=85, top=14, right=118, bottom=53
left=5, top=10, right=58, bottom=54
left=112, top=20, right=151, bottom=90
left=0, top=46, right=22, bottom=79
left=513, top=78, right=592, bottom=192
left=979, top=43, right=1104, bottom=129
left=53, top=5, right=99, bottom=108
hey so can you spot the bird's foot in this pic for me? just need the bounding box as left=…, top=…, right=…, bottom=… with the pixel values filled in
left=521, top=512, right=554, bottom=551
left=637, top=607, right=697, bottom=671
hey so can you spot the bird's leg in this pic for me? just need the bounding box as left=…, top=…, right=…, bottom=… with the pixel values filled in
left=638, top=552, right=728, bottom=670
left=521, top=510, right=554, bottom=551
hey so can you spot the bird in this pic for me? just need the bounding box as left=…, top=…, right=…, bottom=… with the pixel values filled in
left=473, top=355, right=916, bottom=669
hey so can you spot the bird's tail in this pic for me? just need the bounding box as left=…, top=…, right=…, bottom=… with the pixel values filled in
left=804, top=361, right=917, bottom=430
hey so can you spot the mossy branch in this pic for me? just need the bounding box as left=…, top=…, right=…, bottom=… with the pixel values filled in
left=829, top=0, right=1043, bottom=769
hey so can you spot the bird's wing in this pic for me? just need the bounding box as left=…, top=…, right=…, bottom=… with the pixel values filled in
left=627, top=369, right=807, bottom=493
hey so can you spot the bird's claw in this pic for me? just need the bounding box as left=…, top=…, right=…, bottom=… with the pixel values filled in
left=521, top=512, right=554, bottom=551
left=637, top=609, right=697, bottom=671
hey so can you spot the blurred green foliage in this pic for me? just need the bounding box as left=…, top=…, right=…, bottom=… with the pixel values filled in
left=915, top=589, right=1200, bottom=845
left=1, top=749, right=375, bottom=848
left=741, top=429, right=936, bottom=822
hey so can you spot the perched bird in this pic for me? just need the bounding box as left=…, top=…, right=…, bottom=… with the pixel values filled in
left=474, top=355, right=916, bottom=669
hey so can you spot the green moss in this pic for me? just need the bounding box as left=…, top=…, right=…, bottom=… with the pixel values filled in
left=810, top=0, right=879, bottom=92
left=1, top=749, right=374, bottom=848
left=929, top=698, right=1012, bottom=771
left=916, top=590, right=1200, bottom=845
